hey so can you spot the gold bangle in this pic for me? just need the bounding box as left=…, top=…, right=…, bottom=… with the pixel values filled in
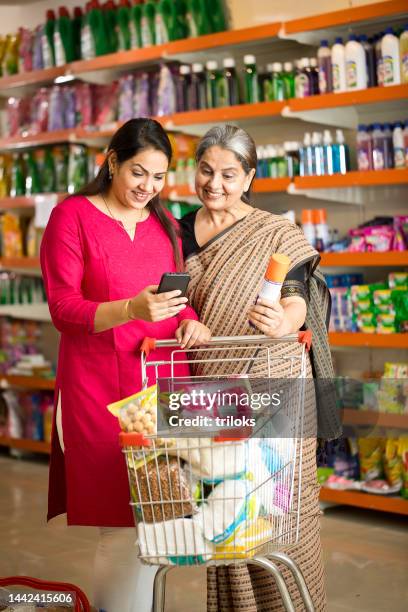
left=125, top=298, right=137, bottom=321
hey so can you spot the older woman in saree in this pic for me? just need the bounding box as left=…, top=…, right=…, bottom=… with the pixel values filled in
left=178, top=125, right=336, bottom=612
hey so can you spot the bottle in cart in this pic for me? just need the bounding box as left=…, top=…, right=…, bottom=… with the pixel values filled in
left=356, top=124, right=373, bottom=171
left=317, top=39, right=333, bottom=94
left=243, top=54, right=259, bottom=103
left=381, top=27, right=401, bottom=86
left=331, top=37, right=347, bottom=92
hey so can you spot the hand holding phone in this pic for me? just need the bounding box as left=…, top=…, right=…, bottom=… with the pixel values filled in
left=157, top=272, right=190, bottom=297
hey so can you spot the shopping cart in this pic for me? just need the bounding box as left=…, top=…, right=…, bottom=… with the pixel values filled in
left=119, top=333, right=315, bottom=612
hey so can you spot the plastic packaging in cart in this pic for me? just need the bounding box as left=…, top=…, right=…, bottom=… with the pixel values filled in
left=213, top=517, right=274, bottom=560
left=107, top=384, right=157, bottom=436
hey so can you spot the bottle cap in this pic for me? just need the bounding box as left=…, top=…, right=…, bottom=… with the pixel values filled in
left=46, top=9, right=56, bottom=19
left=283, top=61, right=293, bottom=72
left=357, top=124, right=367, bottom=130
left=348, top=34, right=357, bottom=41
left=74, top=6, right=83, bottom=17
left=359, top=34, right=368, bottom=42
left=192, top=63, right=203, bottom=72
left=301, top=209, right=314, bottom=224
left=223, top=58, right=235, bottom=68
left=300, top=58, right=310, bottom=68
left=244, top=54, right=256, bottom=65
left=272, top=62, right=282, bottom=71
left=312, top=208, right=327, bottom=224
left=372, top=122, right=382, bottom=130
left=335, top=129, right=345, bottom=143
left=179, top=65, right=191, bottom=75
left=58, top=7, right=70, bottom=17
left=266, top=63, right=274, bottom=72
left=334, top=37, right=343, bottom=44
left=206, top=60, right=218, bottom=70
left=384, top=26, right=394, bottom=35
left=265, top=254, right=291, bottom=283
left=320, top=39, right=329, bottom=46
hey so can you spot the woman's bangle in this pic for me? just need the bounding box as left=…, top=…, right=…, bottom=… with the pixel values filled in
left=125, top=298, right=137, bottom=321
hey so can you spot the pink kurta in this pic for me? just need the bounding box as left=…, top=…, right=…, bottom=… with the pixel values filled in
left=40, top=195, right=197, bottom=526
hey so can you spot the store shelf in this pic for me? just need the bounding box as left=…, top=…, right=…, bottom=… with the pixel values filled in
left=0, top=435, right=50, bottom=454
left=0, top=303, right=50, bottom=322
left=329, top=332, right=408, bottom=349
left=320, top=487, right=408, bottom=515
left=0, top=194, right=66, bottom=210
left=342, top=408, right=408, bottom=430
left=294, top=169, right=408, bottom=190
left=0, top=257, right=40, bottom=269
left=320, top=251, right=408, bottom=267
left=0, top=375, right=55, bottom=391
left=253, top=177, right=291, bottom=192
left=0, top=66, right=66, bottom=93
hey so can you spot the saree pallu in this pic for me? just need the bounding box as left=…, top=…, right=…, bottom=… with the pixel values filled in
left=185, top=209, right=329, bottom=612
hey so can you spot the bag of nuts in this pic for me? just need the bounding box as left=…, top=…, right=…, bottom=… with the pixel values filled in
left=107, top=385, right=157, bottom=437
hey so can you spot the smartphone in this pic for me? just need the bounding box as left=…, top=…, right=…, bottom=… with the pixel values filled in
left=157, top=272, right=191, bottom=297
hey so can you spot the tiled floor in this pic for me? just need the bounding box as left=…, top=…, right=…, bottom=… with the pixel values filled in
left=0, top=454, right=407, bottom=611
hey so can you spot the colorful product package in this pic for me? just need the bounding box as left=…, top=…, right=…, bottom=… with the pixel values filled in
left=357, top=438, right=385, bottom=481
left=1, top=213, right=23, bottom=257
left=94, top=82, right=118, bottom=127
left=75, top=82, right=94, bottom=128
left=383, top=439, right=403, bottom=489
left=30, top=88, right=49, bottom=134
left=107, top=384, right=158, bottom=436
left=133, top=71, right=151, bottom=117
left=118, top=73, right=135, bottom=122
left=18, top=27, right=33, bottom=73
left=388, top=273, right=408, bottom=289
left=48, top=86, right=65, bottom=131
left=399, top=437, right=408, bottom=499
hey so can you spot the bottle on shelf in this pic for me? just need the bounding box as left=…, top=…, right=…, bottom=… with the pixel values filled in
left=271, top=62, right=284, bottom=101
left=382, top=123, right=394, bottom=169
left=24, top=151, right=41, bottom=196
left=262, top=64, right=274, bottom=102
left=72, top=6, right=84, bottom=59
left=42, top=9, right=56, bottom=68
left=243, top=54, right=259, bottom=104
left=359, top=34, right=377, bottom=88
left=400, top=25, right=408, bottom=84
left=313, top=208, right=330, bottom=252
left=381, top=27, right=401, bottom=86
left=331, top=37, right=347, bottom=93
left=0, top=156, right=9, bottom=197
left=207, top=0, right=228, bottom=33
left=372, top=123, right=386, bottom=170
left=393, top=122, right=405, bottom=169
left=256, top=146, right=266, bottom=178
left=282, top=62, right=295, bottom=99
left=356, top=124, right=373, bottom=171
left=375, top=32, right=384, bottom=86
left=189, top=62, right=207, bottom=110
left=10, top=154, right=25, bottom=198
left=117, top=0, right=132, bottom=50
left=54, top=6, right=74, bottom=66
left=299, top=132, right=313, bottom=176
left=295, top=58, right=311, bottom=98
left=222, top=58, right=239, bottom=106
left=317, top=39, right=333, bottom=94
left=155, top=0, right=177, bottom=44
left=311, top=131, right=324, bottom=176
left=301, top=209, right=316, bottom=248
left=403, top=120, right=408, bottom=166
left=333, top=129, right=350, bottom=174
left=129, top=0, right=143, bottom=49
left=322, top=129, right=333, bottom=175
left=176, top=65, right=191, bottom=112
left=89, top=0, right=109, bottom=56
left=185, top=0, right=210, bottom=37
left=206, top=60, right=220, bottom=108
left=140, top=0, right=156, bottom=47
left=266, top=145, right=277, bottom=178
left=345, top=34, right=367, bottom=90
left=308, top=58, right=320, bottom=94
left=284, top=142, right=300, bottom=177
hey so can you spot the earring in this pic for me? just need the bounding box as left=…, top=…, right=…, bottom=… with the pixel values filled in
left=108, top=167, right=113, bottom=180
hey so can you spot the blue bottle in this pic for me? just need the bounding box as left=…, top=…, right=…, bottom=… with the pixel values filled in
left=332, top=129, right=350, bottom=174
left=311, top=131, right=324, bottom=176
left=322, top=129, right=334, bottom=175
left=299, top=132, right=313, bottom=176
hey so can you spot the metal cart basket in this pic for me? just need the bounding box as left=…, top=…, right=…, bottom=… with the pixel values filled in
left=119, top=333, right=315, bottom=612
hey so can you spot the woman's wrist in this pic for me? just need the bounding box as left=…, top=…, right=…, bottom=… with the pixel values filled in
left=125, top=298, right=138, bottom=321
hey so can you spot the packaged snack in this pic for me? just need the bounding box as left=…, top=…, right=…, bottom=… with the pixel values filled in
left=376, top=313, right=397, bottom=334
left=373, top=289, right=392, bottom=306
left=383, top=439, right=403, bottom=489
left=213, top=517, right=274, bottom=560
left=18, top=27, right=33, bottom=73
left=1, top=213, right=23, bottom=257
left=399, top=437, right=408, bottom=500
left=357, top=438, right=384, bottom=481
left=383, top=362, right=408, bottom=378
left=130, top=455, right=197, bottom=522
left=118, top=73, right=135, bottom=122
left=107, top=384, right=157, bottom=436
left=134, top=71, right=151, bottom=117
left=388, top=272, right=408, bottom=289
left=350, top=285, right=371, bottom=301
left=94, top=82, right=118, bottom=127
left=53, top=145, right=69, bottom=192
left=75, top=82, right=94, bottom=128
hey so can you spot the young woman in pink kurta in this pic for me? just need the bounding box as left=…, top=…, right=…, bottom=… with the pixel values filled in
left=40, top=119, right=210, bottom=612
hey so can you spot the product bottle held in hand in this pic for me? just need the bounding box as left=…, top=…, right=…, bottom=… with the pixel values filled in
left=345, top=34, right=367, bottom=90
left=381, top=27, right=401, bottom=86
left=256, top=254, right=290, bottom=304
left=331, top=37, right=347, bottom=92
left=317, top=39, right=333, bottom=93
left=244, top=54, right=259, bottom=103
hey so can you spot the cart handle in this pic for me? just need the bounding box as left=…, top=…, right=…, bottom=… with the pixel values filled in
left=140, top=331, right=312, bottom=357
left=0, top=576, right=90, bottom=612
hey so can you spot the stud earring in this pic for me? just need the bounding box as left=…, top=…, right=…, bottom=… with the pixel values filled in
left=108, top=167, right=113, bottom=180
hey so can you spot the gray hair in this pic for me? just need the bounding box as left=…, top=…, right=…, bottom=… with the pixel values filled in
left=195, top=125, right=257, bottom=204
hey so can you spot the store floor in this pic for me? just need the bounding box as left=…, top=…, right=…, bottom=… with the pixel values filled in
left=1, top=455, right=407, bottom=612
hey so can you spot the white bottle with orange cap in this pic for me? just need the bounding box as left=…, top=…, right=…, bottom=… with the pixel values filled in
left=256, top=253, right=291, bottom=304
left=313, top=208, right=330, bottom=252
left=301, top=209, right=316, bottom=248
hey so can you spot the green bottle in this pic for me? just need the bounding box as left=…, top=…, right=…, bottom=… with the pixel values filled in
left=117, top=0, right=131, bottom=51
left=207, top=0, right=227, bottom=33
left=54, top=7, right=75, bottom=66
left=271, top=62, right=284, bottom=101
left=24, top=151, right=41, bottom=196
left=262, top=65, right=274, bottom=102
left=185, top=0, right=210, bottom=37
left=37, top=148, right=56, bottom=193
left=53, top=146, right=69, bottom=193
left=72, top=7, right=84, bottom=60
left=155, top=0, right=175, bottom=44
left=10, top=154, right=25, bottom=197
left=0, top=155, right=8, bottom=197
left=42, top=10, right=56, bottom=68
left=244, top=54, right=259, bottom=104
left=282, top=61, right=295, bottom=99
left=103, top=1, right=119, bottom=53
left=205, top=60, right=220, bottom=108
left=129, top=0, right=142, bottom=48
left=68, top=145, right=88, bottom=194
left=173, top=0, right=188, bottom=40
left=140, top=0, right=156, bottom=47
left=89, top=0, right=109, bottom=56
left=81, top=3, right=96, bottom=59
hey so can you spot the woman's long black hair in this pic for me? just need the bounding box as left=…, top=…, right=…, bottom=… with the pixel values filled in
left=78, top=118, right=182, bottom=270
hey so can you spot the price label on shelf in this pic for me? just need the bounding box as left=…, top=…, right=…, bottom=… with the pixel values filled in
left=34, top=194, right=58, bottom=229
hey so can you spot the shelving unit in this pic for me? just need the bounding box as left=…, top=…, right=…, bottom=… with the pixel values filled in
left=320, top=251, right=408, bottom=267
left=0, top=435, right=50, bottom=454
left=0, top=257, right=40, bottom=269
left=0, top=375, right=55, bottom=391
left=329, top=332, right=408, bottom=349
left=319, top=487, right=408, bottom=515
left=342, top=408, right=408, bottom=431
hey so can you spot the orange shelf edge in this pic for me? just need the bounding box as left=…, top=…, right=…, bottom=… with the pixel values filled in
left=320, top=487, right=408, bottom=515
left=342, top=408, right=408, bottom=430
left=0, top=66, right=65, bottom=90
left=285, top=0, right=408, bottom=34
left=294, top=169, right=408, bottom=189
left=329, top=332, right=408, bottom=348
left=0, top=257, right=40, bottom=269
left=320, top=251, right=408, bottom=267
left=0, top=435, right=51, bottom=454
left=0, top=375, right=55, bottom=391
left=254, top=177, right=291, bottom=192
left=289, top=84, right=408, bottom=113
